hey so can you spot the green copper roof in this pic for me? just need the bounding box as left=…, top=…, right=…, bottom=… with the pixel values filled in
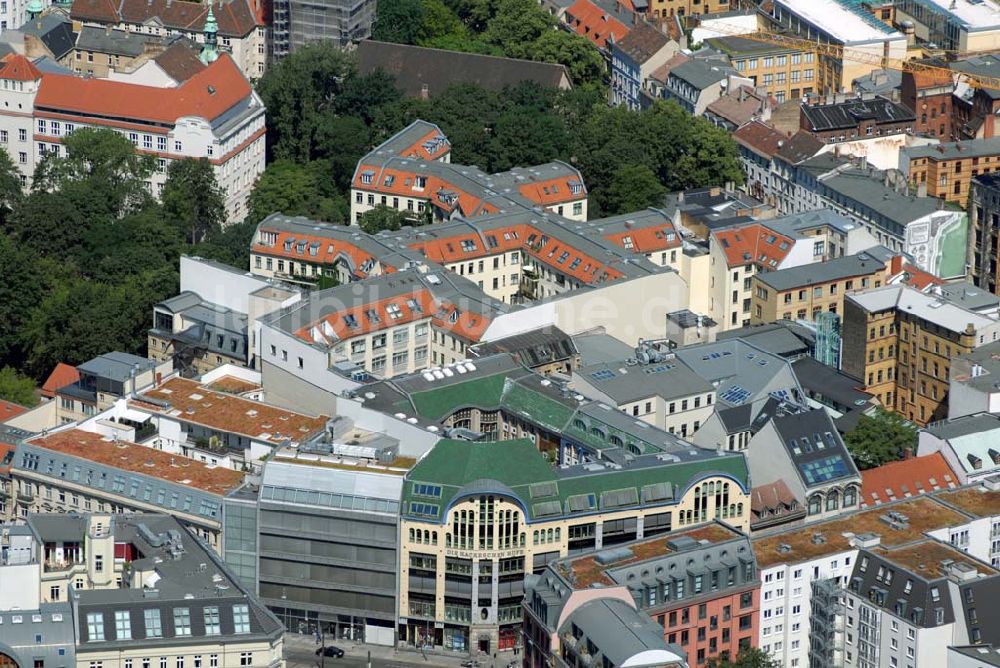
left=401, top=438, right=750, bottom=523
left=409, top=371, right=510, bottom=420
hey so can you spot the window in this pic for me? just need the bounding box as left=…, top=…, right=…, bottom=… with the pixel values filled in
left=173, top=608, right=191, bottom=636
left=87, top=613, right=105, bottom=641
left=232, top=605, right=250, bottom=634
left=144, top=610, right=162, bottom=638
left=95, top=554, right=103, bottom=572
left=115, top=611, right=131, bottom=640
left=203, top=607, right=220, bottom=635
left=239, top=654, right=252, bottom=667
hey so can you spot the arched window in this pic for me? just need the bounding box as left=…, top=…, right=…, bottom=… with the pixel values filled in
left=843, top=486, right=857, bottom=507
left=555, top=528, right=561, bottom=541
left=826, top=490, right=840, bottom=512
left=736, top=503, right=743, bottom=516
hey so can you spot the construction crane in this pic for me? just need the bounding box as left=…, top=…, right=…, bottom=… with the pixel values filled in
left=701, top=21, right=1000, bottom=91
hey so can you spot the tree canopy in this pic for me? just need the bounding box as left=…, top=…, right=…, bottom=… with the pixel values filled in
left=844, top=409, right=918, bottom=469
left=0, top=367, right=38, bottom=408
left=708, top=649, right=780, bottom=668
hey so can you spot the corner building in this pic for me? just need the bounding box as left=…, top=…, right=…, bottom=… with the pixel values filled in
left=396, top=438, right=751, bottom=654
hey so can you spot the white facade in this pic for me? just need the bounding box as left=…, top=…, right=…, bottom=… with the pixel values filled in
left=757, top=550, right=857, bottom=668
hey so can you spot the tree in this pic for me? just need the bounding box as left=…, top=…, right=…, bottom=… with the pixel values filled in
left=33, top=127, right=155, bottom=217
left=529, top=29, right=606, bottom=89
left=0, top=149, right=23, bottom=227
left=0, top=234, right=60, bottom=368
left=358, top=205, right=416, bottom=234
left=0, top=367, right=38, bottom=407
left=372, top=0, right=424, bottom=44
left=162, top=158, right=227, bottom=244
left=255, top=42, right=355, bottom=162
left=708, top=649, right=779, bottom=668
left=193, top=220, right=260, bottom=269
left=601, top=164, right=666, bottom=215
left=247, top=161, right=349, bottom=226
left=844, top=409, right=918, bottom=469
left=482, top=0, right=553, bottom=58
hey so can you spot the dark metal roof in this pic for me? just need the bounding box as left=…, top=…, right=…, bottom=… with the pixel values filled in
left=801, top=95, right=914, bottom=132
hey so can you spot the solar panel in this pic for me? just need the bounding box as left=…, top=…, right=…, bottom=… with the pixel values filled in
left=532, top=501, right=562, bottom=517
left=800, top=456, right=851, bottom=485
left=642, top=482, right=672, bottom=503
left=600, top=488, right=639, bottom=509
left=567, top=493, right=597, bottom=512
left=529, top=481, right=559, bottom=499
left=720, top=385, right=751, bottom=404
left=591, top=369, right=616, bottom=381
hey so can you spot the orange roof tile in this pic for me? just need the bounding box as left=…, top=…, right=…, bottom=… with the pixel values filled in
left=713, top=223, right=795, bottom=269
left=42, top=363, right=79, bottom=399
left=0, top=54, right=41, bottom=81
left=28, top=429, right=244, bottom=495
left=0, top=400, right=28, bottom=422
left=859, top=452, right=958, bottom=508
left=603, top=224, right=680, bottom=254
left=35, top=54, right=252, bottom=127
left=565, top=0, right=631, bottom=49
left=137, top=377, right=327, bottom=444
left=398, top=128, right=451, bottom=161
left=888, top=255, right=944, bottom=290
left=516, top=176, right=585, bottom=206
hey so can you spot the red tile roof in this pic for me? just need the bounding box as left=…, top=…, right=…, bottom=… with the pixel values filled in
left=603, top=224, right=680, bottom=254
left=35, top=54, right=252, bottom=127
left=751, top=479, right=797, bottom=513
left=565, top=0, right=631, bottom=50
left=0, top=53, right=41, bottom=81
left=860, top=452, right=958, bottom=508
left=398, top=128, right=451, bottom=161
left=0, top=400, right=28, bottom=422
left=41, top=363, right=79, bottom=399
left=296, top=286, right=492, bottom=343
left=888, top=255, right=944, bottom=291
left=713, top=223, right=795, bottom=269
left=733, top=120, right=788, bottom=158
left=72, top=0, right=261, bottom=36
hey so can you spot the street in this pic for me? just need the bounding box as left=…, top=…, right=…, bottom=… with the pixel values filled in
left=282, top=632, right=512, bottom=668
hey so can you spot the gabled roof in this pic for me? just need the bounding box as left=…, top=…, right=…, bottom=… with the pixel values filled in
left=859, top=452, right=957, bottom=507
left=565, top=0, right=631, bottom=49
left=712, top=222, right=796, bottom=269
left=733, top=120, right=787, bottom=158
left=0, top=400, right=28, bottom=422
left=41, top=363, right=80, bottom=399
left=35, top=53, right=252, bottom=127
left=152, top=42, right=208, bottom=82
left=356, top=40, right=572, bottom=96
left=0, top=53, right=42, bottom=81
left=20, top=14, right=76, bottom=61
left=74, top=0, right=262, bottom=37
left=613, top=20, right=669, bottom=64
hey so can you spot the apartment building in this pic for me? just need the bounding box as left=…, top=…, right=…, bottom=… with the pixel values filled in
left=396, top=436, right=750, bottom=653
left=948, top=340, right=1000, bottom=417
left=927, top=485, right=1000, bottom=568
left=901, top=69, right=954, bottom=140
left=708, top=36, right=817, bottom=103
left=250, top=205, right=680, bottom=303
left=69, top=0, right=266, bottom=78
left=530, top=522, right=759, bottom=667
left=569, top=345, right=716, bottom=439
left=842, top=284, right=1000, bottom=425
left=269, top=0, right=375, bottom=58
left=0, top=52, right=264, bottom=222
left=750, top=251, right=887, bottom=323
left=350, top=121, right=588, bottom=223
left=842, top=538, right=1000, bottom=667
left=10, top=428, right=246, bottom=549
left=969, top=173, right=1000, bottom=294
left=901, top=138, right=1000, bottom=207
left=801, top=96, right=915, bottom=144
left=609, top=21, right=676, bottom=111
left=766, top=0, right=906, bottom=94
left=751, top=495, right=971, bottom=668
left=258, top=268, right=506, bottom=379
left=708, top=222, right=814, bottom=330
left=918, top=414, right=1000, bottom=484
left=50, top=352, right=170, bottom=426
left=0, top=512, right=284, bottom=668
left=646, top=0, right=728, bottom=18
left=149, top=256, right=301, bottom=374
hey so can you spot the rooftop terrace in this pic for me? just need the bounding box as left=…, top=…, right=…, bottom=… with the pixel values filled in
left=753, top=495, right=969, bottom=568
left=26, top=429, right=244, bottom=496
left=876, top=539, right=997, bottom=578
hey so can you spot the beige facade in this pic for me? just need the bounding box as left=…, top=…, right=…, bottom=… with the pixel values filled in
left=398, top=479, right=750, bottom=651
left=750, top=267, right=885, bottom=324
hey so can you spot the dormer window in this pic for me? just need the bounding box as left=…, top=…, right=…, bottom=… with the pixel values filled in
left=361, top=170, right=374, bottom=185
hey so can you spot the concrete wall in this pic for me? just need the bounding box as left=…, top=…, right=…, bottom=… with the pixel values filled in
left=482, top=272, right=690, bottom=346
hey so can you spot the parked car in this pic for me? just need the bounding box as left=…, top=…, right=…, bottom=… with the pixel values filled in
left=460, top=660, right=481, bottom=667
left=316, top=646, right=345, bottom=658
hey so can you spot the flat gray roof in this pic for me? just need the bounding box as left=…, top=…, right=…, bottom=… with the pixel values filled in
left=756, top=252, right=885, bottom=291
